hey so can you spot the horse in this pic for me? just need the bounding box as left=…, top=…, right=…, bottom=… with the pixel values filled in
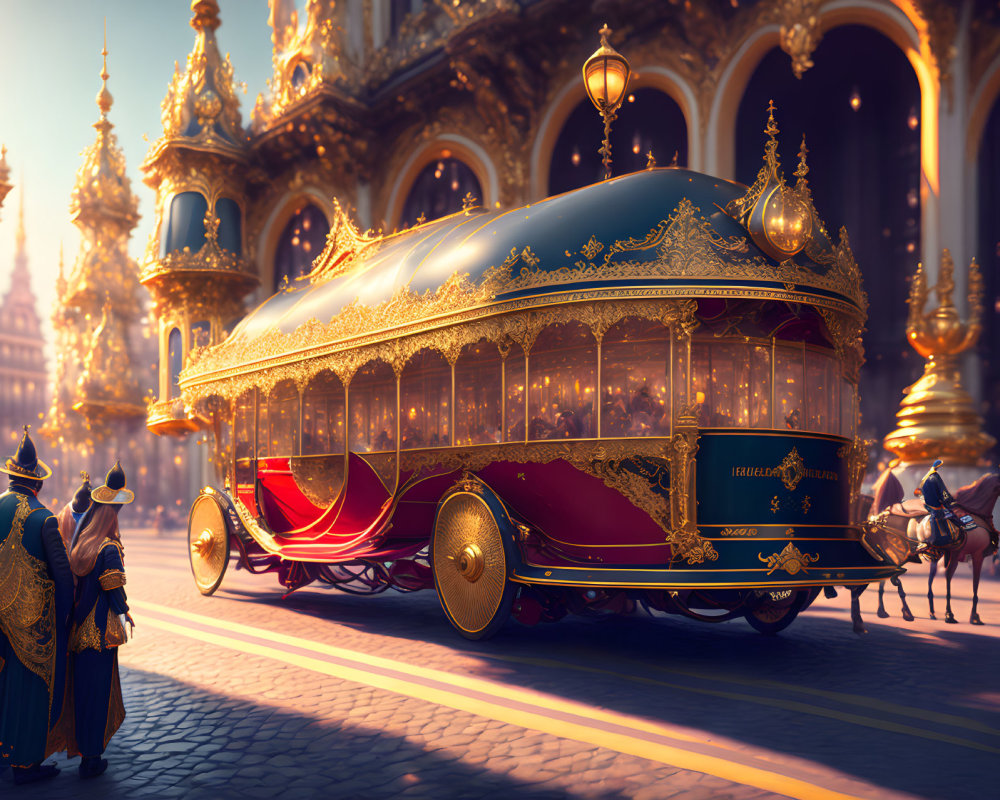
left=866, top=469, right=1000, bottom=625
left=863, top=471, right=915, bottom=622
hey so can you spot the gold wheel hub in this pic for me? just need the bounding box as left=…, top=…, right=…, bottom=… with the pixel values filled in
left=191, top=530, right=215, bottom=558
left=455, top=543, right=484, bottom=582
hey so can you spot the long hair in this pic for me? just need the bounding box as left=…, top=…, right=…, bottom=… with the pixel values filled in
left=953, top=472, right=1000, bottom=518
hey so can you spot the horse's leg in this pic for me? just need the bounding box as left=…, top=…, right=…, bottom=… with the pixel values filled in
left=892, top=575, right=914, bottom=621
left=850, top=585, right=868, bottom=634
left=970, top=552, right=984, bottom=625
left=877, top=580, right=889, bottom=618
left=927, top=558, right=937, bottom=619
left=944, top=554, right=959, bottom=624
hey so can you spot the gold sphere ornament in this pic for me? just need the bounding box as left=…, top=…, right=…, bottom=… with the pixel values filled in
left=762, top=187, right=812, bottom=258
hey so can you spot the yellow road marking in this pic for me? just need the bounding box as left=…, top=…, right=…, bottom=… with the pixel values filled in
left=136, top=607, right=874, bottom=800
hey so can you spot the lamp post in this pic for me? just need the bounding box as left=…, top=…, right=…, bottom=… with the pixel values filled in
left=0, top=146, right=12, bottom=217
left=583, top=24, right=631, bottom=180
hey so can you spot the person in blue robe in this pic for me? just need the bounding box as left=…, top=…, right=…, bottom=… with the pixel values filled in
left=915, top=459, right=960, bottom=547
left=62, top=460, right=134, bottom=779
left=0, top=426, right=74, bottom=785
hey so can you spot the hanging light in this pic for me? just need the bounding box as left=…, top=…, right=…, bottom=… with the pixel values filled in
left=849, top=89, right=862, bottom=111
left=582, top=24, right=631, bottom=180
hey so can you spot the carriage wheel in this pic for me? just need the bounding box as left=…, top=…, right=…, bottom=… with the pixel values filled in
left=188, top=493, right=231, bottom=596
left=432, top=491, right=515, bottom=640
left=744, top=589, right=809, bottom=635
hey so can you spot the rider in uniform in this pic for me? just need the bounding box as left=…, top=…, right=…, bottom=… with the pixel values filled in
left=915, top=459, right=961, bottom=547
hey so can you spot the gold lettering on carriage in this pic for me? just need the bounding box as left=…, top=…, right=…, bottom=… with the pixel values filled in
left=730, top=447, right=837, bottom=492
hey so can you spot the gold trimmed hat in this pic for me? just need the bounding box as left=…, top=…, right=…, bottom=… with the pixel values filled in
left=0, top=425, right=52, bottom=480
left=91, top=460, right=134, bottom=505
left=72, top=470, right=93, bottom=513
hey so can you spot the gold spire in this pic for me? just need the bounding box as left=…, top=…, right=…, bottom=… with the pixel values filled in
left=794, top=135, right=809, bottom=184
left=96, top=19, right=113, bottom=116
left=70, top=29, right=139, bottom=236
left=884, top=250, right=994, bottom=464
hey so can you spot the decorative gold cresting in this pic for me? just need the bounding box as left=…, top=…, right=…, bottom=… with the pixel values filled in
left=883, top=250, right=995, bottom=464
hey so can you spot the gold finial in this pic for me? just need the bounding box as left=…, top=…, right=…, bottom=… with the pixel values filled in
left=462, top=192, right=478, bottom=212
left=598, top=23, right=612, bottom=47
left=766, top=99, right=779, bottom=140
left=669, top=150, right=679, bottom=168
left=97, top=18, right=113, bottom=116
left=191, top=0, right=222, bottom=32
left=416, top=211, right=427, bottom=225
left=646, top=150, right=656, bottom=169
left=23, top=424, right=30, bottom=434
left=794, top=135, right=809, bottom=182
left=80, top=470, right=89, bottom=482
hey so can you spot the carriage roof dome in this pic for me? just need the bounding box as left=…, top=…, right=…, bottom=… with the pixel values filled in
left=229, top=167, right=861, bottom=343
left=183, top=163, right=865, bottom=396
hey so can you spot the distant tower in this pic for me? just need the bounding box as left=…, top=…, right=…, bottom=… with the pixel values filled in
left=39, top=30, right=166, bottom=510
left=0, top=187, right=48, bottom=441
left=141, top=0, right=257, bottom=436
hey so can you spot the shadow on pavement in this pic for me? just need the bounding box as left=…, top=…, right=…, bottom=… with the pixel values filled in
left=2, top=665, right=578, bottom=800
left=221, top=582, right=999, bottom=800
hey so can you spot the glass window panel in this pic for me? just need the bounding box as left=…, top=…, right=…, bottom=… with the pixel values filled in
left=455, top=340, right=502, bottom=445
left=400, top=349, right=451, bottom=450
left=691, top=341, right=711, bottom=427
left=841, top=379, right=856, bottom=437
left=709, top=343, right=750, bottom=427
left=750, top=344, right=771, bottom=428
left=256, top=386, right=269, bottom=458
left=167, top=327, right=183, bottom=399
left=349, top=361, right=396, bottom=453
left=601, top=318, right=670, bottom=437
left=528, top=322, right=596, bottom=440
left=234, top=390, right=254, bottom=486
left=775, top=345, right=804, bottom=430
left=805, top=351, right=830, bottom=432
left=268, top=380, right=299, bottom=457
left=302, top=371, right=345, bottom=456
left=504, top=344, right=526, bottom=442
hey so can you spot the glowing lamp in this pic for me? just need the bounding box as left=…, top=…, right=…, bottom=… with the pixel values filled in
left=582, top=25, right=631, bottom=180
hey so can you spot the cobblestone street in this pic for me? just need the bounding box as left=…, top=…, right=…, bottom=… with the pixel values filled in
left=5, top=528, right=999, bottom=799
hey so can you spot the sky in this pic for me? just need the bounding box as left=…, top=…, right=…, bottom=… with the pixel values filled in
left=0, top=0, right=275, bottom=352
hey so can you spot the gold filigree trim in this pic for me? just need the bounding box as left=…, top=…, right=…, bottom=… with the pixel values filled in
left=69, top=603, right=102, bottom=654
left=776, top=447, right=805, bottom=491
left=98, top=569, right=127, bottom=591
left=758, top=542, right=819, bottom=575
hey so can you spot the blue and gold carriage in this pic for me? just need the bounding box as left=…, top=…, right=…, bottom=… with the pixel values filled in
left=182, top=126, right=899, bottom=638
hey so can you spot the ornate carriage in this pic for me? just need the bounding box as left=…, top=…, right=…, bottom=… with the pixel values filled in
left=182, top=133, right=900, bottom=638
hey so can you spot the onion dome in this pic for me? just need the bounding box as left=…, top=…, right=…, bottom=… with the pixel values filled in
left=150, top=0, right=246, bottom=158
left=0, top=145, right=11, bottom=215
left=73, top=298, right=145, bottom=425
left=70, top=36, right=139, bottom=240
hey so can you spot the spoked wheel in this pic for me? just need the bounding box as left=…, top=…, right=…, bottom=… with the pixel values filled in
left=744, top=589, right=809, bottom=635
left=188, top=493, right=231, bottom=596
left=432, top=490, right=516, bottom=640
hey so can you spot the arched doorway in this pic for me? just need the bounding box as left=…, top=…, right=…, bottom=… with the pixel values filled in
left=273, top=203, right=330, bottom=290
left=736, top=25, right=921, bottom=443
left=400, top=158, right=482, bottom=228
left=548, top=87, right=688, bottom=196
left=977, top=95, right=1000, bottom=442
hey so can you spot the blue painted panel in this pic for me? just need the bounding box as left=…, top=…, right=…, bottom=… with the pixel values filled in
left=216, top=197, right=242, bottom=255
left=163, top=192, right=208, bottom=255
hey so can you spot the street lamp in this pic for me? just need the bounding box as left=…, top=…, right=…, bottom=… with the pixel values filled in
left=0, top=146, right=12, bottom=217
left=583, top=24, right=631, bottom=180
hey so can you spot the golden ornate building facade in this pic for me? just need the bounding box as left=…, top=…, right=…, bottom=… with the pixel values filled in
left=142, top=0, right=1000, bottom=467
left=0, top=192, right=47, bottom=447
